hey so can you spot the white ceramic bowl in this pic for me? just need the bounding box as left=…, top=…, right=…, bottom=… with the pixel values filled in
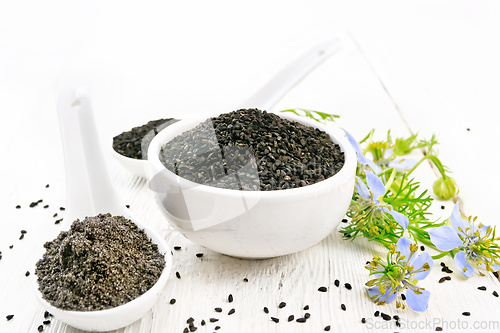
left=148, top=113, right=356, bottom=259
left=34, top=221, right=172, bottom=332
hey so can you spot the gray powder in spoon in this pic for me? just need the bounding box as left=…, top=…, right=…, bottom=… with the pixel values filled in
left=35, top=213, right=165, bottom=311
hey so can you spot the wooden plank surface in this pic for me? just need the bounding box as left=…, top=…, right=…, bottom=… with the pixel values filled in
left=1, top=1, right=500, bottom=333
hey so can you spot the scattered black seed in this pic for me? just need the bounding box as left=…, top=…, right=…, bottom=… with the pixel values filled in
left=436, top=327, right=443, bottom=331
left=38, top=325, right=43, bottom=332
left=201, top=319, right=205, bottom=326
left=215, top=307, right=223, bottom=313
left=35, top=214, right=165, bottom=311
left=296, top=318, right=306, bottom=323
left=30, top=202, right=37, bottom=207
left=420, top=245, right=425, bottom=251
left=374, top=311, right=380, bottom=317
left=125, top=205, right=130, bottom=209
left=444, top=276, right=451, bottom=281
left=46, top=184, right=49, bottom=188
left=176, top=271, right=181, bottom=279
left=9, top=245, right=13, bottom=249
left=37, top=199, right=43, bottom=203
left=183, top=328, right=188, bottom=333
left=19, top=234, right=24, bottom=240
left=114, top=118, right=179, bottom=159
left=16, top=205, right=21, bottom=209
left=187, top=317, right=195, bottom=323
left=6, top=315, right=14, bottom=320
left=393, top=315, right=400, bottom=320
left=196, top=253, right=203, bottom=258
left=271, top=317, right=279, bottom=323
left=174, top=246, right=181, bottom=250
left=361, top=318, right=366, bottom=324
left=25, top=271, right=30, bottom=276
left=228, top=308, right=235, bottom=315
left=396, top=320, right=401, bottom=327
left=318, top=286, right=327, bottom=292
left=170, top=298, right=176, bottom=304
left=467, top=128, right=470, bottom=131
left=381, top=313, right=391, bottom=321
left=440, top=262, right=445, bottom=267
left=21, top=230, right=27, bottom=234
left=493, top=291, right=499, bottom=297
left=53, top=213, right=58, bottom=218
left=54, top=219, right=62, bottom=224
left=324, top=325, right=331, bottom=331
left=401, top=294, right=406, bottom=300
left=43, top=320, right=51, bottom=325
left=441, top=205, right=445, bottom=210
left=334, top=279, right=340, bottom=287
left=304, top=313, right=311, bottom=319
left=189, top=326, right=197, bottom=332
left=344, top=283, right=352, bottom=290
left=44, top=205, right=49, bottom=209
left=243, top=278, right=248, bottom=282
left=43, top=311, right=50, bottom=319
left=303, top=305, right=309, bottom=310
left=288, top=315, right=294, bottom=322
left=341, top=304, right=346, bottom=311
left=228, top=294, right=233, bottom=303
left=59, top=207, right=65, bottom=211
left=439, top=277, right=446, bottom=283
left=159, top=109, right=345, bottom=191
left=210, top=318, right=219, bottom=323
left=341, top=218, right=348, bottom=223
left=214, top=326, right=220, bottom=330
left=278, top=302, right=286, bottom=308
left=462, top=312, right=471, bottom=316
left=263, top=307, right=269, bottom=314
left=478, top=286, right=487, bottom=291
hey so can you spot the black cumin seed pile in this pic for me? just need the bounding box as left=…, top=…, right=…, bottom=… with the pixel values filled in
left=113, top=118, right=179, bottom=160
left=159, top=109, right=344, bottom=191
left=35, top=214, right=165, bottom=311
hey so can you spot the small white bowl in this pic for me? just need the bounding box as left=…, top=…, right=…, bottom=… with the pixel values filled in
left=34, top=221, right=173, bottom=332
left=148, top=113, right=356, bottom=259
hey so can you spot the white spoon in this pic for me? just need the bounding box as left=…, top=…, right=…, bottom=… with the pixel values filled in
left=33, top=87, right=172, bottom=332
left=111, top=37, right=341, bottom=179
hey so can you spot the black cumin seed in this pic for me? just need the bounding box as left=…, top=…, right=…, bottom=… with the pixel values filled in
left=210, top=318, right=218, bottom=322
left=325, top=325, right=331, bottom=331
left=21, top=230, right=27, bottom=234
left=228, top=308, right=235, bottom=315
left=228, top=294, right=233, bottom=302
left=54, top=219, right=62, bottom=224
left=169, top=298, right=176, bottom=304
left=43, top=205, right=49, bottom=209
left=296, top=318, right=306, bottom=323
left=16, top=205, right=21, bottom=209
left=189, top=326, right=197, bottom=332
left=37, top=325, right=43, bottom=332
left=396, top=320, right=401, bottom=327
left=214, top=326, right=220, bottom=330
left=288, top=315, right=294, bottom=322
left=462, top=312, right=471, bottom=316
left=318, top=286, right=327, bottom=292
left=53, top=213, right=57, bottom=217
left=196, top=253, right=203, bottom=258
left=176, top=271, right=181, bottom=279
left=401, top=294, right=406, bottom=300
left=341, top=218, right=348, bottom=223
left=19, top=234, right=24, bottom=240
left=444, top=276, right=451, bottom=281
left=334, top=279, right=340, bottom=287
left=9, top=245, right=13, bottom=249
left=43, top=311, right=50, bottom=318
left=60, top=207, right=65, bottom=210
left=37, top=199, right=43, bottom=203
left=183, top=328, right=188, bottom=333
left=344, top=283, right=352, bottom=290
left=439, top=277, right=446, bottom=283
left=393, top=315, right=400, bottom=320
left=436, top=327, right=443, bottom=331
left=215, top=307, right=222, bottom=312
left=263, top=307, right=269, bottom=314
left=25, top=271, right=30, bottom=276
left=243, top=278, right=248, bottom=282
left=278, top=302, right=286, bottom=308
left=420, top=245, right=425, bottom=251
left=381, top=313, right=391, bottom=321
left=374, top=311, right=380, bottom=317
left=6, top=315, right=14, bottom=320
left=441, top=205, right=445, bottom=210
left=478, top=286, right=487, bottom=291
left=189, top=322, right=194, bottom=327
left=174, top=246, right=181, bottom=250
left=361, top=318, right=366, bottom=324
left=271, top=317, right=279, bottom=323
left=201, top=319, right=205, bottom=326
left=303, top=305, right=309, bottom=310
left=493, top=291, right=499, bottom=297
left=43, top=320, right=51, bottom=325
left=187, top=317, right=194, bottom=323
left=341, top=303, right=346, bottom=310
left=46, top=184, right=49, bottom=188
left=125, top=205, right=130, bottom=208
left=29, top=202, right=37, bottom=207
left=440, top=262, right=445, bottom=267
left=467, top=128, right=470, bottom=131
left=304, top=313, right=310, bottom=319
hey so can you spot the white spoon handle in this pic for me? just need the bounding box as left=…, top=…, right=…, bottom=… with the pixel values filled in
left=237, top=37, right=341, bottom=111
left=57, top=88, right=129, bottom=224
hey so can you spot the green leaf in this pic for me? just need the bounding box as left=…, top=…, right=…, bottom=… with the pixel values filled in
left=279, top=108, right=339, bottom=124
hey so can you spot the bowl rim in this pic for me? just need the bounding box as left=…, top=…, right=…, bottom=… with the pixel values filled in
left=33, top=218, right=172, bottom=321
left=148, top=110, right=357, bottom=198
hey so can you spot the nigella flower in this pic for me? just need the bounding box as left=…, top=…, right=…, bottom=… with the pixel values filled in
left=365, top=237, right=433, bottom=312
left=429, top=202, right=500, bottom=277
left=351, top=170, right=409, bottom=231
left=345, top=131, right=416, bottom=172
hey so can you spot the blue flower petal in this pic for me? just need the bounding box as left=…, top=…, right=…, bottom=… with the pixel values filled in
left=454, top=251, right=473, bottom=278
left=344, top=130, right=382, bottom=174
left=451, top=202, right=469, bottom=236
left=355, top=176, right=370, bottom=198
left=365, top=170, right=386, bottom=199
left=428, top=226, right=463, bottom=251
left=365, top=286, right=397, bottom=304
left=478, top=225, right=489, bottom=238
left=409, top=251, right=434, bottom=280
left=406, top=288, right=430, bottom=312
left=389, top=158, right=417, bottom=172
left=384, top=148, right=393, bottom=159
left=396, top=237, right=412, bottom=262
left=382, top=206, right=409, bottom=230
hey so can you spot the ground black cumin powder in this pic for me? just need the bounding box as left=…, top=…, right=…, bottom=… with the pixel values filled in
left=35, top=214, right=165, bottom=311
left=159, top=109, right=344, bottom=191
